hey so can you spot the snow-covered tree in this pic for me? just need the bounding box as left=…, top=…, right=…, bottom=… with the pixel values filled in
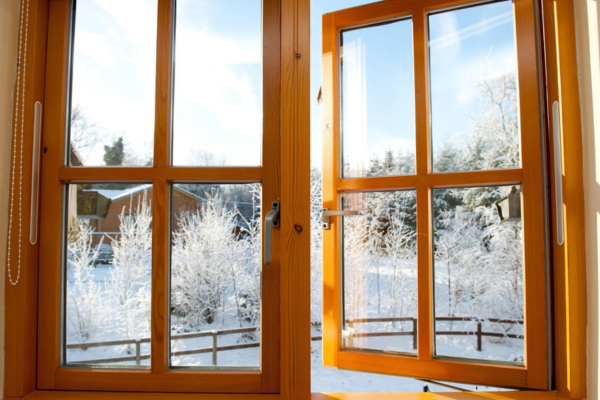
left=171, top=193, right=249, bottom=328
left=310, top=170, right=324, bottom=325
left=233, top=185, right=262, bottom=329
left=382, top=213, right=417, bottom=329
left=108, top=191, right=152, bottom=342
left=66, top=219, right=104, bottom=342
left=343, top=212, right=377, bottom=323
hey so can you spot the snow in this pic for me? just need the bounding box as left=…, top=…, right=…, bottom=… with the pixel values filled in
left=65, top=81, right=528, bottom=390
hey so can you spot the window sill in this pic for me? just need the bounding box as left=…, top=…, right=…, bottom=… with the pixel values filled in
left=12, top=390, right=568, bottom=400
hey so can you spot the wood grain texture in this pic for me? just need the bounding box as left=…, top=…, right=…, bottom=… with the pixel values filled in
left=54, top=369, right=262, bottom=393
left=261, top=0, right=282, bottom=392
left=337, top=351, right=527, bottom=389
left=150, top=0, right=174, bottom=374
left=513, top=0, right=549, bottom=390
left=4, top=0, right=48, bottom=396
left=321, top=11, right=340, bottom=370
left=153, top=0, right=174, bottom=168
left=150, top=178, right=168, bottom=374
left=414, top=6, right=430, bottom=178
left=36, top=0, right=70, bottom=391
left=23, top=391, right=278, bottom=400
left=324, top=0, right=518, bottom=31
left=416, top=184, right=432, bottom=361
left=19, top=390, right=566, bottom=400
left=280, top=0, right=311, bottom=398
left=58, top=167, right=263, bottom=182
left=542, top=0, right=587, bottom=398
left=336, top=170, right=523, bottom=192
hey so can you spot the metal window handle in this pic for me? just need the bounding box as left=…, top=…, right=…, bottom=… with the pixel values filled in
left=264, top=201, right=280, bottom=265
left=321, top=208, right=358, bottom=230
left=552, top=101, right=564, bottom=245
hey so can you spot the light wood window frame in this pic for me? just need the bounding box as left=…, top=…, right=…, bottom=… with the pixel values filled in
left=1, top=0, right=587, bottom=398
left=321, top=0, right=548, bottom=389
left=37, top=0, right=282, bottom=393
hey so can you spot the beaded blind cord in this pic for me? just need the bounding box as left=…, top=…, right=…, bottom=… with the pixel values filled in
left=7, top=0, right=31, bottom=286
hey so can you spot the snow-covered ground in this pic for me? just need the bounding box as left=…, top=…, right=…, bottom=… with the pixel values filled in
left=64, top=184, right=525, bottom=393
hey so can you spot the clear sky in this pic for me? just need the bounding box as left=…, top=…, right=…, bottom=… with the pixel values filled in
left=70, top=0, right=518, bottom=170
left=310, top=0, right=518, bottom=172
left=71, top=0, right=262, bottom=166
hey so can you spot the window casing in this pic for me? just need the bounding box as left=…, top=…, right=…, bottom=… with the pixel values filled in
left=1, top=0, right=587, bottom=398
left=321, top=0, right=548, bottom=389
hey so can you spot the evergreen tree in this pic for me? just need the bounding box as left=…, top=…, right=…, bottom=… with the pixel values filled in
left=103, top=137, right=125, bottom=166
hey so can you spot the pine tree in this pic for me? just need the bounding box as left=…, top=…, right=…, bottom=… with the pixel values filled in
left=103, top=137, right=125, bottom=166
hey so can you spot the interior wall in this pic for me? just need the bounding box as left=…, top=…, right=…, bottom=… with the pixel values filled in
left=0, top=0, right=20, bottom=397
left=574, top=0, right=600, bottom=399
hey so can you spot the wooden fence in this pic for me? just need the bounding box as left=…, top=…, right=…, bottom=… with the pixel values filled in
left=66, top=317, right=523, bottom=365
left=344, top=316, right=523, bottom=351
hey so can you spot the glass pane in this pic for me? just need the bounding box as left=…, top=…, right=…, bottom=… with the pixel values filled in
left=341, top=19, right=415, bottom=178
left=65, top=183, right=153, bottom=367
left=69, top=0, right=157, bottom=166
left=432, top=185, right=524, bottom=363
left=172, top=0, right=262, bottom=166
left=342, top=190, right=417, bottom=354
left=429, top=1, right=521, bottom=173
left=170, top=184, right=261, bottom=369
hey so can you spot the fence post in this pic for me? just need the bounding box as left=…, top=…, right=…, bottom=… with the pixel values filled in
left=212, top=330, right=218, bottom=366
left=348, top=321, right=354, bottom=348
left=477, top=322, right=482, bottom=351
left=135, top=339, right=141, bottom=365
left=412, top=318, right=418, bottom=350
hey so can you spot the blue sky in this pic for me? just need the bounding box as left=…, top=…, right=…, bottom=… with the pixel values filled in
left=70, top=0, right=517, bottom=170
left=310, top=0, right=518, bottom=172
left=71, top=0, right=262, bottom=166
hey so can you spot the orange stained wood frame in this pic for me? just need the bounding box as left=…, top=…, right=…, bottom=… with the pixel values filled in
left=321, top=0, right=549, bottom=390
left=3, top=0, right=49, bottom=397
left=10, top=389, right=570, bottom=400
left=36, top=0, right=282, bottom=393
left=2, top=0, right=588, bottom=399
left=541, top=0, right=587, bottom=399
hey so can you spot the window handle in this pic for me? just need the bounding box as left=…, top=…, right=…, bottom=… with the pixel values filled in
left=320, top=208, right=358, bottom=230
left=552, top=101, right=564, bottom=245
left=30, top=101, right=43, bottom=245
left=264, top=201, right=280, bottom=265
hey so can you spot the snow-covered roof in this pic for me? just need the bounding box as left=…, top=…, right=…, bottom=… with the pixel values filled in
left=94, top=184, right=153, bottom=201
left=86, top=184, right=204, bottom=202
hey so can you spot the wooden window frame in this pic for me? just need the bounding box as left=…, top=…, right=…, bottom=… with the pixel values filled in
left=2, top=0, right=586, bottom=398
left=35, top=0, right=282, bottom=393
left=321, top=0, right=548, bottom=390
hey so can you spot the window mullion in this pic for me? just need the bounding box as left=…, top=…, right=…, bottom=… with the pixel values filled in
left=150, top=0, right=175, bottom=374
left=413, top=6, right=433, bottom=361
left=153, top=0, right=175, bottom=169
left=150, top=177, right=169, bottom=373
left=414, top=6, right=430, bottom=178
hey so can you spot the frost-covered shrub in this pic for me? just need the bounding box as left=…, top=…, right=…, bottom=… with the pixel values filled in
left=67, top=219, right=105, bottom=342
left=108, top=191, right=152, bottom=342
left=171, top=190, right=261, bottom=330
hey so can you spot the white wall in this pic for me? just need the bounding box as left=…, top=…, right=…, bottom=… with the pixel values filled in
left=0, top=0, right=20, bottom=396
left=575, top=0, right=600, bottom=399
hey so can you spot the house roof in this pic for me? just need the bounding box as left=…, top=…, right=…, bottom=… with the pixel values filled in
left=87, top=184, right=205, bottom=202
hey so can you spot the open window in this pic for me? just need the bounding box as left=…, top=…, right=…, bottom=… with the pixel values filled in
left=320, top=0, right=549, bottom=389
left=2, top=0, right=589, bottom=397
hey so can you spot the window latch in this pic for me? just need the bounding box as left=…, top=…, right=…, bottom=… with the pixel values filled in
left=264, top=202, right=280, bottom=265
left=320, top=208, right=358, bottom=230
